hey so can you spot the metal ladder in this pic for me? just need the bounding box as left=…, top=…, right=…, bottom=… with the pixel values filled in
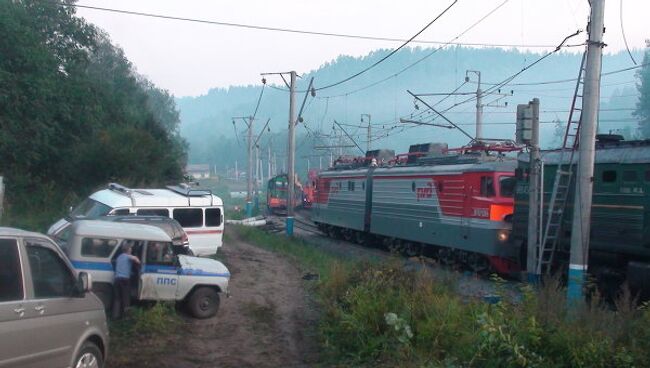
left=536, top=50, right=587, bottom=276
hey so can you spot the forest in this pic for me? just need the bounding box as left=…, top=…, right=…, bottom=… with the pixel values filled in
left=178, top=44, right=647, bottom=180
left=0, top=0, right=187, bottom=229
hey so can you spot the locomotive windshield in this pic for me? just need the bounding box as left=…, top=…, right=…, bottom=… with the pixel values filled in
left=499, top=176, right=516, bottom=197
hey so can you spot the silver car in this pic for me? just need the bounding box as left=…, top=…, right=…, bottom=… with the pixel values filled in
left=0, top=227, right=109, bottom=368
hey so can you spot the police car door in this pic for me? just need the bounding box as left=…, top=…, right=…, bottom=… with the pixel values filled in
left=139, top=241, right=179, bottom=300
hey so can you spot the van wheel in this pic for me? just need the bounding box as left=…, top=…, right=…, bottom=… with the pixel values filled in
left=74, top=342, right=103, bottom=368
left=187, top=287, right=220, bottom=319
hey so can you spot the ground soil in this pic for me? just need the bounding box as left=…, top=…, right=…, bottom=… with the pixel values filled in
left=108, top=229, right=320, bottom=368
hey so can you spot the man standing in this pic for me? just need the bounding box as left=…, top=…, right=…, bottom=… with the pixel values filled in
left=112, top=242, right=140, bottom=319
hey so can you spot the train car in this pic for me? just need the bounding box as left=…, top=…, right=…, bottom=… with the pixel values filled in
left=512, top=135, right=650, bottom=290
left=312, top=142, right=520, bottom=274
left=267, top=174, right=303, bottom=215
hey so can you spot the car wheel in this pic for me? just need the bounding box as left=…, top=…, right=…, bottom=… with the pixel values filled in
left=74, top=342, right=103, bottom=368
left=187, top=287, right=220, bottom=319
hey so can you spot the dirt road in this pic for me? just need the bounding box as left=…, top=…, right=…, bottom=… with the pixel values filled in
left=114, top=230, right=320, bottom=368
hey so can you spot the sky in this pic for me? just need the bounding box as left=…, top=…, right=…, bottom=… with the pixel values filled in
left=74, top=0, right=649, bottom=97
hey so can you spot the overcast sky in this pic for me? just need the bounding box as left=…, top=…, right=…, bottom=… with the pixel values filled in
left=75, top=0, right=648, bottom=97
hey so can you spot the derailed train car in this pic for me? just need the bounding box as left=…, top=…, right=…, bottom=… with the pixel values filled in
left=512, top=136, right=650, bottom=291
left=312, top=142, right=521, bottom=274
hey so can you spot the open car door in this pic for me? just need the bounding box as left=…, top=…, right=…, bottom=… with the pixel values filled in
left=139, top=241, right=179, bottom=301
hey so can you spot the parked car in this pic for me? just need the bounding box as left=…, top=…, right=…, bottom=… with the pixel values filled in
left=52, top=215, right=192, bottom=256
left=48, top=183, right=224, bottom=256
left=65, top=220, right=230, bottom=319
left=0, top=227, right=108, bottom=368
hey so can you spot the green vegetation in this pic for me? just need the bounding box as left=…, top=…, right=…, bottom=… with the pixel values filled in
left=107, top=302, right=181, bottom=368
left=635, top=43, right=650, bottom=137
left=0, top=0, right=187, bottom=230
left=238, top=226, right=650, bottom=367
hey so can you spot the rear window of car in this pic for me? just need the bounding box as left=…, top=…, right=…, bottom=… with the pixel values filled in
left=81, top=238, right=119, bottom=258
left=205, top=208, right=222, bottom=227
left=173, top=208, right=203, bottom=228
left=137, top=208, right=170, bottom=217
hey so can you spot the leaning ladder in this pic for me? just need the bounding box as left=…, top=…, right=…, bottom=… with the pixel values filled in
left=536, top=50, right=587, bottom=276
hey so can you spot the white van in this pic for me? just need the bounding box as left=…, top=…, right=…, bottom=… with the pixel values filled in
left=48, top=183, right=224, bottom=256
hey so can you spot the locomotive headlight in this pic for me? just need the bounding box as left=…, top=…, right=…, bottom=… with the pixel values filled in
left=497, top=229, right=509, bottom=242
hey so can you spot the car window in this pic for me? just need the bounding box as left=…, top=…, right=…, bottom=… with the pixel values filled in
left=137, top=208, right=170, bottom=217
left=81, top=238, right=118, bottom=258
left=173, top=208, right=203, bottom=228
left=145, top=242, right=175, bottom=266
left=205, top=208, right=222, bottom=227
left=26, top=241, right=76, bottom=298
left=0, top=239, right=23, bottom=302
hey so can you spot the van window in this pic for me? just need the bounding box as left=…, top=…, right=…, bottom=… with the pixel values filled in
left=205, top=208, right=222, bottom=227
left=81, top=238, right=118, bottom=258
left=111, top=208, right=131, bottom=216
left=0, top=239, right=23, bottom=302
left=71, top=198, right=112, bottom=218
left=26, top=242, right=75, bottom=298
left=137, top=208, right=170, bottom=217
left=173, top=208, right=203, bottom=228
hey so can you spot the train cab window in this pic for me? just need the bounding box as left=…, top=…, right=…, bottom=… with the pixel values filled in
left=623, top=170, right=638, bottom=182
left=347, top=181, right=355, bottom=191
left=480, top=176, right=496, bottom=197
left=499, top=176, right=516, bottom=197
left=411, top=182, right=416, bottom=192
left=602, top=170, right=617, bottom=183
left=645, top=170, right=650, bottom=182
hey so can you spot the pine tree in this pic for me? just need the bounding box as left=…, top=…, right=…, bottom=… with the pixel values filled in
left=635, top=41, right=650, bottom=137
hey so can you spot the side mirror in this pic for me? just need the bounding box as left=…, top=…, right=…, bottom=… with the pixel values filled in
left=76, top=272, right=92, bottom=296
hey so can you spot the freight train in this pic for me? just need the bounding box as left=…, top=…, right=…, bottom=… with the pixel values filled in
left=312, top=141, right=521, bottom=274
left=312, top=136, right=650, bottom=291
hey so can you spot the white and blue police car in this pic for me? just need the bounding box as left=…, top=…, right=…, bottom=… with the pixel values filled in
left=62, top=220, right=230, bottom=319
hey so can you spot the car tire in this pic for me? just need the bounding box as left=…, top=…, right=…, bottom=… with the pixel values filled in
left=187, top=287, right=220, bottom=319
left=74, top=342, right=103, bottom=368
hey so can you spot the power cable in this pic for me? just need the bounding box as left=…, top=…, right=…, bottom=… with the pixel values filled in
left=316, top=0, right=513, bottom=99
left=310, top=0, right=459, bottom=92
left=251, top=84, right=265, bottom=120
left=619, top=0, right=638, bottom=65
left=59, top=1, right=559, bottom=48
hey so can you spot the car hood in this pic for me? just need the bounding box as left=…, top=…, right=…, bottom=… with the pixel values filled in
left=178, top=255, right=230, bottom=278
left=47, top=218, right=70, bottom=236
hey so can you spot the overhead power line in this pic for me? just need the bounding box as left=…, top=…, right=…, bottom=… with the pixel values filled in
left=58, top=1, right=558, bottom=48
left=620, top=0, right=638, bottom=65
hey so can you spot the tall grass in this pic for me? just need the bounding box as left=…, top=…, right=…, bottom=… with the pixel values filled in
left=238, top=227, right=650, bottom=368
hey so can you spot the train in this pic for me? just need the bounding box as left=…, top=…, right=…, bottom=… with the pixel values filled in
left=312, top=141, right=521, bottom=274
left=311, top=136, right=650, bottom=290
left=267, top=170, right=319, bottom=215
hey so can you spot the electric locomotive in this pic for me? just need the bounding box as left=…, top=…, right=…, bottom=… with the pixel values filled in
left=312, top=141, right=521, bottom=273
left=267, top=173, right=304, bottom=215
left=512, top=135, right=650, bottom=292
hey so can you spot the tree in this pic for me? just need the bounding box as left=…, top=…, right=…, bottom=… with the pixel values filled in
left=635, top=41, right=650, bottom=138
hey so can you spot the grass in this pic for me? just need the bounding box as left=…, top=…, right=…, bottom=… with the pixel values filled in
left=236, top=226, right=650, bottom=368
left=106, top=302, right=182, bottom=368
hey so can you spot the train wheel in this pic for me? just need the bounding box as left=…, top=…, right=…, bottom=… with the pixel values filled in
left=438, top=248, right=454, bottom=265
left=388, top=239, right=403, bottom=254
left=466, top=253, right=489, bottom=273
left=404, top=242, right=423, bottom=258
left=354, top=231, right=366, bottom=245
left=342, top=230, right=354, bottom=242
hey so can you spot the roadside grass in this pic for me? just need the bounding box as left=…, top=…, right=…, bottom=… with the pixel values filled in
left=106, top=302, right=182, bottom=368
left=236, top=226, right=650, bottom=368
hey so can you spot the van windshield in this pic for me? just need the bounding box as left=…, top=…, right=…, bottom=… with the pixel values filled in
left=71, top=198, right=112, bottom=218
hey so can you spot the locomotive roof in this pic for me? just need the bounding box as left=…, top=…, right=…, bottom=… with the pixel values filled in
left=518, top=141, right=650, bottom=165
left=319, top=159, right=517, bottom=177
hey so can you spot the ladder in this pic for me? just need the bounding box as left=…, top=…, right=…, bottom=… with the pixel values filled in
left=536, top=50, right=587, bottom=275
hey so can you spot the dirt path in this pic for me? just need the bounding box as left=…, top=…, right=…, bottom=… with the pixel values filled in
left=155, top=231, right=319, bottom=368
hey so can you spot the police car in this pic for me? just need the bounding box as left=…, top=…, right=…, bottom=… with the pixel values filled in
left=64, top=220, right=230, bottom=319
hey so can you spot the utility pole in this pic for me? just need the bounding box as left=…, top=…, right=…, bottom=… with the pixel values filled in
left=466, top=70, right=482, bottom=140
left=234, top=160, right=238, bottom=181
left=287, top=71, right=297, bottom=236
left=361, top=114, right=371, bottom=152
left=233, top=115, right=255, bottom=217
left=517, top=99, right=541, bottom=282
left=568, top=0, right=605, bottom=302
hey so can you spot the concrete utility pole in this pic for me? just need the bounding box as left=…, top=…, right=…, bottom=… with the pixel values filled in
left=286, top=71, right=297, bottom=236
left=232, top=116, right=255, bottom=217
left=519, top=99, right=541, bottom=282
left=568, top=0, right=605, bottom=302
left=361, top=114, right=372, bottom=152
left=466, top=70, right=482, bottom=140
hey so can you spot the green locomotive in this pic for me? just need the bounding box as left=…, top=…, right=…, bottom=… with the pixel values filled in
left=512, top=135, right=650, bottom=292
